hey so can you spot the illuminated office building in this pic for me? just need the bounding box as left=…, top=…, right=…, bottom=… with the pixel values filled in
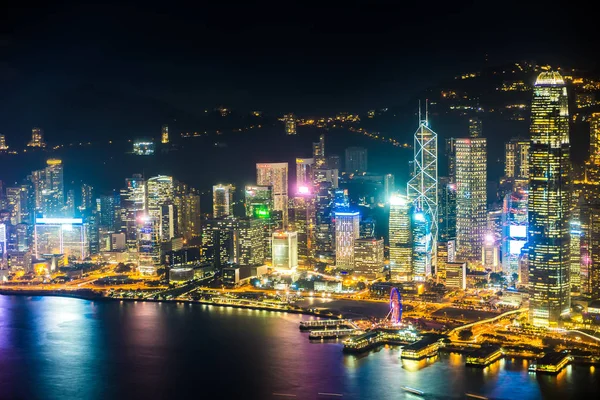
left=389, top=194, right=412, bottom=281
left=313, top=135, right=326, bottom=168
left=505, top=137, right=530, bottom=180
left=314, top=182, right=335, bottom=259
left=446, top=262, right=467, bottom=290
left=256, top=163, right=289, bottom=227
left=482, top=234, right=500, bottom=271
left=238, top=218, right=265, bottom=266
left=455, top=138, right=487, bottom=260
left=213, top=184, right=235, bottom=218
left=97, top=192, right=120, bottom=232
left=147, top=176, right=174, bottom=215
left=407, top=111, right=438, bottom=262
left=119, top=175, right=146, bottom=250
left=334, top=211, right=360, bottom=270
left=345, top=147, right=368, bottom=173
left=6, top=187, right=27, bottom=225
left=354, top=238, right=384, bottom=279
left=80, top=184, right=94, bottom=212
left=411, top=207, right=432, bottom=280
left=468, top=117, right=482, bottom=138
left=289, top=187, right=316, bottom=264
left=271, top=231, right=298, bottom=270
left=159, top=204, right=177, bottom=241
left=174, top=192, right=201, bottom=241
left=161, top=124, right=169, bottom=144
left=314, top=168, right=338, bottom=189
left=27, top=127, right=46, bottom=148
left=360, top=217, right=375, bottom=238
left=438, top=177, right=457, bottom=241
left=38, top=159, right=64, bottom=217
left=487, top=209, right=503, bottom=243
left=580, top=200, right=600, bottom=298
left=528, top=71, right=571, bottom=327
left=34, top=217, right=88, bottom=260
left=501, top=190, right=528, bottom=275
left=244, top=185, right=272, bottom=218
left=202, top=216, right=239, bottom=267
left=137, top=215, right=161, bottom=275
left=570, top=219, right=582, bottom=292
left=296, top=158, right=314, bottom=188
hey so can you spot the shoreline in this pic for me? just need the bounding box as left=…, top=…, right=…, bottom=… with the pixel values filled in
left=0, top=288, right=340, bottom=318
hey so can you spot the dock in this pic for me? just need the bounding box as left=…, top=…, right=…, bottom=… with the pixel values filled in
left=342, top=331, right=383, bottom=353
left=401, top=335, right=443, bottom=360
left=465, top=345, right=503, bottom=367
left=309, top=329, right=361, bottom=340
left=529, top=352, right=572, bottom=374
left=299, top=319, right=356, bottom=331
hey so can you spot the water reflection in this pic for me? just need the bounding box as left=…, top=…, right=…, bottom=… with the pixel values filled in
left=1, top=296, right=599, bottom=400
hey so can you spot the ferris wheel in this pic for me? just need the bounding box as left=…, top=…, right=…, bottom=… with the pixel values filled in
left=388, top=287, right=403, bottom=324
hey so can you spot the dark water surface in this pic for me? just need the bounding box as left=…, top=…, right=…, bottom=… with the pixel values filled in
left=1, top=296, right=598, bottom=400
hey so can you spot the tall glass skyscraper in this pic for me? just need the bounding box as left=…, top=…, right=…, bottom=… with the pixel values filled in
left=256, top=163, right=289, bottom=227
left=389, top=194, right=412, bottom=281
left=213, top=184, right=235, bottom=218
left=407, top=111, right=438, bottom=274
left=528, top=71, right=571, bottom=327
left=334, top=210, right=360, bottom=270
left=455, top=138, right=487, bottom=260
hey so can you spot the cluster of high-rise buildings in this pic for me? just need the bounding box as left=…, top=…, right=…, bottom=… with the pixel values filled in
left=2, top=69, right=599, bottom=328
left=206, top=136, right=386, bottom=279
left=388, top=70, right=600, bottom=328
left=0, top=161, right=201, bottom=276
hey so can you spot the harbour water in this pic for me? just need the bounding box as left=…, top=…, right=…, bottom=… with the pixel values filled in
left=0, top=295, right=598, bottom=399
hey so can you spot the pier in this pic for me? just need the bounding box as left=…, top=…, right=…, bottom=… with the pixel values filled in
left=401, top=336, right=444, bottom=360
left=465, top=345, right=503, bottom=367
left=299, top=319, right=357, bottom=331
left=529, top=352, right=572, bottom=374
left=309, top=329, right=361, bottom=340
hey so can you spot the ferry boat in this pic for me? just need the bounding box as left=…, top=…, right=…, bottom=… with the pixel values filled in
left=400, top=386, right=424, bottom=396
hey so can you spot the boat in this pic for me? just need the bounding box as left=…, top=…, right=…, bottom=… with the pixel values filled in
left=401, top=386, right=424, bottom=396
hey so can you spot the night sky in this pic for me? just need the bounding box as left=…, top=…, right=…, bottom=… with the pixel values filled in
left=0, top=0, right=597, bottom=142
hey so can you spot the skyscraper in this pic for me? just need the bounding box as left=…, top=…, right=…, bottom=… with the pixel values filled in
left=296, top=158, right=314, bottom=188
left=345, top=147, right=368, bottom=173
left=455, top=138, right=487, bottom=260
left=501, top=190, right=528, bottom=275
left=41, top=159, right=65, bottom=217
left=161, top=124, right=169, bottom=144
left=389, top=194, right=412, bottom=281
left=505, top=137, right=530, bottom=180
left=27, top=127, right=46, bottom=148
left=581, top=200, right=600, bottom=299
left=244, top=185, right=272, bottom=218
left=528, top=71, right=571, bottom=327
left=272, top=231, right=298, bottom=270
left=334, top=211, right=360, bottom=270
left=289, top=188, right=316, bottom=265
left=313, top=135, right=326, bottom=169
left=256, top=163, right=288, bottom=226
left=120, top=175, right=146, bottom=250
left=586, top=113, right=600, bottom=181
left=411, top=207, right=432, bottom=280
left=407, top=110, right=438, bottom=265
left=354, top=238, right=384, bottom=279
left=238, top=218, right=265, bottom=266
left=213, top=184, right=235, bottom=218
left=438, top=177, right=457, bottom=241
